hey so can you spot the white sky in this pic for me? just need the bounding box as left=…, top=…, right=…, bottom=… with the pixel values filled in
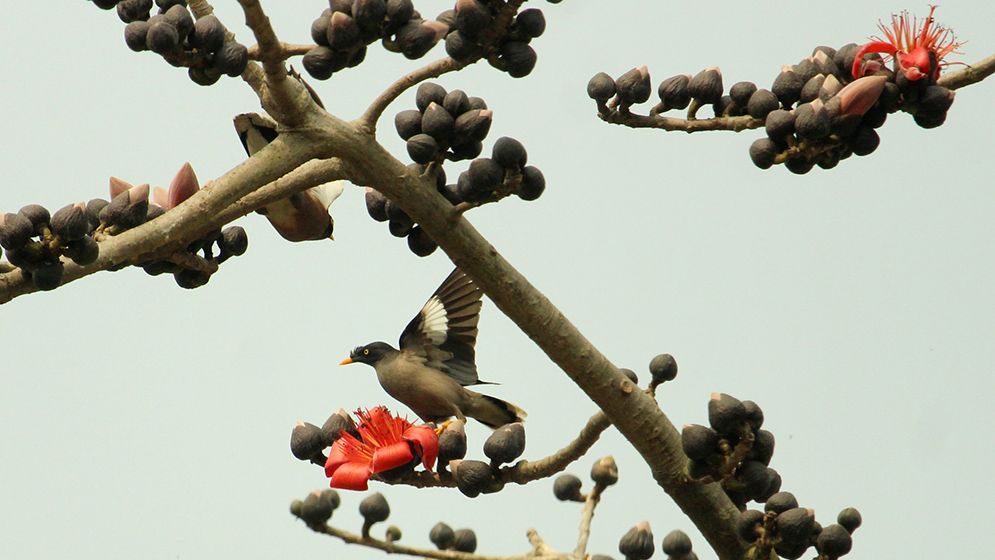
left=2, top=2, right=993, bottom=559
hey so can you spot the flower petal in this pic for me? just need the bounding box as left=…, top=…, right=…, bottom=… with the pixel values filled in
left=372, top=441, right=415, bottom=473
left=404, top=425, right=439, bottom=471
left=325, top=441, right=354, bottom=477
left=329, top=461, right=373, bottom=491
left=167, top=162, right=200, bottom=209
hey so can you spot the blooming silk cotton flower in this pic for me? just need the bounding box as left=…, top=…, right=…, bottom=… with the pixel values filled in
left=852, top=6, right=963, bottom=83
left=324, top=407, right=439, bottom=490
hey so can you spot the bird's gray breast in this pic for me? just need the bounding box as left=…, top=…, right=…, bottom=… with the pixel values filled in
left=373, top=353, right=467, bottom=420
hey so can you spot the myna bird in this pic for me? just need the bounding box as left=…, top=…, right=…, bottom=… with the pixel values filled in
left=340, top=268, right=526, bottom=429
left=233, top=111, right=344, bottom=242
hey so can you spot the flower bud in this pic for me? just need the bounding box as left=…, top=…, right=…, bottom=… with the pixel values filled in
left=444, top=30, right=482, bottom=62
left=213, top=41, right=249, bottom=77
left=421, top=103, right=455, bottom=147
left=514, top=8, right=545, bottom=38
left=65, top=235, right=100, bottom=266
left=442, top=89, right=470, bottom=117
left=300, top=490, right=333, bottom=525
left=385, top=525, right=403, bottom=542
left=748, top=138, right=777, bottom=170
left=117, top=0, right=152, bottom=24
left=741, top=400, right=764, bottom=431
left=483, top=422, right=526, bottom=465
left=619, top=368, right=638, bottom=384
left=429, top=522, right=455, bottom=549
left=407, top=225, right=438, bottom=257
left=500, top=41, right=537, bottom=78
left=837, top=507, right=862, bottom=533
left=0, top=212, right=34, bottom=251
left=452, top=528, right=477, bottom=553
left=352, top=0, right=386, bottom=35
left=437, top=419, right=467, bottom=468
left=467, top=158, right=504, bottom=193
left=174, top=268, right=210, bottom=289
left=590, top=456, right=618, bottom=487
left=452, top=459, right=493, bottom=498
left=220, top=226, right=248, bottom=257
left=735, top=460, right=770, bottom=499
left=680, top=424, right=718, bottom=461
left=800, top=74, right=825, bottom=104
left=729, top=81, right=757, bottom=109
left=492, top=137, right=527, bottom=170
left=386, top=0, right=414, bottom=32
left=765, top=491, right=798, bottom=514
left=772, top=66, right=803, bottom=107
left=189, top=13, right=224, bottom=52
left=835, top=75, right=887, bottom=117
left=794, top=100, right=831, bottom=139
left=552, top=473, right=583, bottom=501
left=399, top=20, right=447, bottom=60
left=618, top=521, right=655, bottom=560
left=747, top=429, right=775, bottom=465
left=815, top=524, right=852, bottom=557
left=616, top=66, right=652, bottom=105
left=359, top=492, right=390, bottom=523
left=648, top=353, right=677, bottom=384
left=661, top=529, right=692, bottom=556
left=406, top=134, right=439, bottom=164
left=290, top=421, right=326, bottom=461
left=321, top=408, right=356, bottom=444
left=163, top=4, right=193, bottom=39
left=758, top=468, right=781, bottom=502
left=453, top=109, right=492, bottom=146
left=50, top=202, right=90, bottom=242
left=736, top=509, right=764, bottom=543
left=688, top=67, right=723, bottom=104
left=850, top=125, right=879, bottom=156
left=455, top=0, right=491, bottom=40
left=707, top=392, right=746, bottom=437
left=365, top=188, right=389, bottom=222
left=657, top=74, right=691, bottom=111
left=747, top=88, right=779, bottom=119
left=587, top=72, right=617, bottom=102
left=146, top=20, right=179, bottom=54
left=775, top=508, right=815, bottom=547
left=100, top=184, right=149, bottom=230
left=124, top=20, right=151, bottom=51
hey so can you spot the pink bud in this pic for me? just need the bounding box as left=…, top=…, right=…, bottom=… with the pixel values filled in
left=167, top=162, right=200, bottom=209
left=836, top=75, right=887, bottom=117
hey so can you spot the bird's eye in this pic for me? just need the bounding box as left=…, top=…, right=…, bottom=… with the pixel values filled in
left=363, top=349, right=369, bottom=355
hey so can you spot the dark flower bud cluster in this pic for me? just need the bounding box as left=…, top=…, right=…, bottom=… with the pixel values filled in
left=429, top=522, right=477, bottom=553
left=291, top=488, right=341, bottom=526
left=737, top=495, right=860, bottom=560
left=303, top=0, right=448, bottom=80
left=447, top=1, right=545, bottom=78
left=1, top=202, right=101, bottom=291
left=89, top=1, right=247, bottom=86
left=138, top=224, right=248, bottom=289
left=591, top=41, right=957, bottom=173
left=444, top=422, right=527, bottom=498
left=681, top=393, right=779, bottom=508
left=618, top=521, right=655, bottom=560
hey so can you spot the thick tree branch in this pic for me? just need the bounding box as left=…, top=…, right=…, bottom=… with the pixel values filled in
left=235, top=0, right=311, bottom=125
left=248, top=43, right=314, bottom=61
left=359, top=57, right=464, bottom=131
left=0, top=134, right=331, bottom=304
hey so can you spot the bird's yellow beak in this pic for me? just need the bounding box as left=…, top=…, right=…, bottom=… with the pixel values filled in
left=339, top=357, right=354, bottom=365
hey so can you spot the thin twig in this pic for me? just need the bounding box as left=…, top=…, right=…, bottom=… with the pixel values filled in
left=574, top=483, right=606, bottom=558
left=248, top=43, right=314, bottom=61
left=599, top=111, right=762, bottom=133
left=526, top=529, right=560, bottom=557
left=359, top=57, right=463, bottom=130
left=308, top=523, right=564, bottom=560
left=165, top=251, right=219, bottom=275
left=938, top=52, right=995, bottom=90
left=374, top=410, right=612, bottom=489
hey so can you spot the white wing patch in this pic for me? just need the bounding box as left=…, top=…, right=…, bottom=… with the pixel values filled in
left=420, top=296, right=449, bottom=345
left=314, top=180, right=345, bottom=209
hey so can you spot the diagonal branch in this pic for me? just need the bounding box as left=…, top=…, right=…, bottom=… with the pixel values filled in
left=938, top=52, right=995, bottom=90
left=359, top=57, right=464, bottom=131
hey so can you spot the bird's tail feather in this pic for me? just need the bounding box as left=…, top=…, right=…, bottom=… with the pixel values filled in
left=468, top=393, right=527, bottom=428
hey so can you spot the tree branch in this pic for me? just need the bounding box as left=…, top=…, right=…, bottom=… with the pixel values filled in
left=375, top=410, right=612, bottom=489
left=359, top=57, right=464, bottom=131
left=573, top=483, right=606, bottom=558
left=938, top=52, right=995, bottom=90
left=0, top=134, right=331, bottom=304
left=306, top=523, right=563, bottom=560
left=247, top=43, right=314, bottom=61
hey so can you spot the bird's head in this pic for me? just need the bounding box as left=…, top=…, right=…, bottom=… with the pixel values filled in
left=340, top=342, right=396, bottom=366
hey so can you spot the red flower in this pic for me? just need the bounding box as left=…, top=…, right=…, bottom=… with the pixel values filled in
left=852, top=6, right=962, bottom=83
left=324, top=407, right=438, bottom=490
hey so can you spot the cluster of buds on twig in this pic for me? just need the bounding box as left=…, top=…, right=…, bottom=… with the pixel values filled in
left=89, top=0, right=249, bottom=85
left=366, top=81, right=545, bottom=256
left=429, top=522, right=478, bottom=553
left=617, top=525, right=699, bottom=560
left=303, top=0, right=551, bottom=81
left=449, top=421, right=526, bottom=497
left=0, top=202, right=100, bottom=290
left=681, top=393, right=778, bottom=507
left=588, top=7, right=962, bottom=173
left=737, top=493, right=861, bottom=560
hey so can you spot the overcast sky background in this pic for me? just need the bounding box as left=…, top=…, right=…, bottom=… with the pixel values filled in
left=2, top=2, right=993, bottom=559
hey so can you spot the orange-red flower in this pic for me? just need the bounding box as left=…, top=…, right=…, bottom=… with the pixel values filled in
left=852, top=6, right=962, bottom=83
left=324, top=407, right=438, bottom=490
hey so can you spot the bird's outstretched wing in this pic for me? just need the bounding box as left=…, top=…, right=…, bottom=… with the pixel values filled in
left=399, top=268, right=488, bottom=386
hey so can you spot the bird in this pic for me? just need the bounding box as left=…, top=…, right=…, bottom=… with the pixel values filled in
left=232, top=68, right=343, bottom=242
left=339, top=268, right=526, bottom=429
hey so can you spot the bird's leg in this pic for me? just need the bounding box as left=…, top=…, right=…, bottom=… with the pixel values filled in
left=434, top=419, right=452, bottom=436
